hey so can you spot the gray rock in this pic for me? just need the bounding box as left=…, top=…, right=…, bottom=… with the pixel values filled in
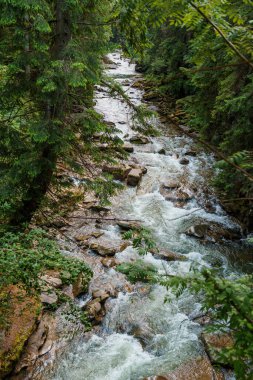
left=101, top=257, right=119, bottom=268
left=90, top=242, right=117, bottom=256
left=117, top=220, right=141, bottom=231
left=40, top=292, right=58, bottom=305
left=40, top=274, right=62, bottom=289
left=152, top=249, right=186, bottom=261
left=122, top=143, right=134, bottom=153
left=92, top=290, right=110, bottom=301
left=129, top=135, right=150, bottom=145
left=127, top=168, right=143, bottom=186
left=163, top=181, right=180, bottom=190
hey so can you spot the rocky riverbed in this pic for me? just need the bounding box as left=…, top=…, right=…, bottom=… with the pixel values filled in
left=9, top=52, right=253, bottom=380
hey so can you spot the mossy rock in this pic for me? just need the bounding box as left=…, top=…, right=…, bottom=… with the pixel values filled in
left=0, top=286, right=41, bottom=378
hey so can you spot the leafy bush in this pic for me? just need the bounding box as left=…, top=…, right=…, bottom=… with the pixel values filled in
left=117, top=260, right=157, bottom=283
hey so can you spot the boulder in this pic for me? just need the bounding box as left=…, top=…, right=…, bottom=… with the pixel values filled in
left=75, top=234, right=91, bottom=243
left=72, top=273, right=88, bottom=297
left=86, top=299, right=102, bottom=317
left=122, top=143, right=134, bottom=153
left=152, top=249, right=186, bottom=261
left=91, top=231, right=104, bottom=238
left=107, top=64, right=118, bottom=70
left=40, top=291, right=58, bottom=305
left=61, top=285, right=75, bottom=300
left=129, top=135, right=150, bottom=145
left=186, top=223, right=241, bottom=242
left=102, top=164, right=131, bottom=181
left=90, top=238, right=128, bottom=256
left=201, top=332, right=234, bottom=365
left=127, top=168, right=143, bottom=186
left=89, top=204, right=111, bottom=213
left=117, top=220, right=142, bottom=231
left=101, top=257, right=119, bottom=268
left=165, top=190, right=192, bottom=202
left=186, top=224, right=208, bottom=239
left=185, top=150, right=197, bottom=157
left=13, top=313, right=56, bottom=376
left=102, top=56, right=116, bottom=65
left=179, top=157, right=190, bottom=165
left=160, top=185, right=192, bottom=203
left=143, top=356, right=224, bottom=380
left=162, top=182, right=180, bottom=190
left=157, top=148, right=166, bottom=155
left=92, top=290, right=110, bottom=302
left=40, top=272, right=62, bottom=289
left=0, top=286, right=41, bottom=378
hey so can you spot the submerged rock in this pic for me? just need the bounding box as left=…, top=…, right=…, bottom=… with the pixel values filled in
left=186, top=223, right=241, bottom=242
left=184, top=150, right=197, bottom=157
left=179, top=157, right=190, bottom=165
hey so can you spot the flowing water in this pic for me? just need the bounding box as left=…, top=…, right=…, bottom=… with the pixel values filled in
left=52, top=52, right=252, bottom=380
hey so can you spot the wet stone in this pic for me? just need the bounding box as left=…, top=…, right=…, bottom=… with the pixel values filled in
left=162, top=181, right=180, bottom=190
left=101, top=257, right=118, bottom=268
left=152, top=249, right=186, bottom=261
left=92, top=290, right=110, bottom=302
left=143, top=356, right=224, bottom=380
left=122, top=143, right=134, bottom=153
left=186, top=223, right=241, bottom=242
left=127, top=168, right=143, bottom=186
left=184, top=150, right=197, bottom=156
left=179, top=157, right=190, bottom=165
left=117, top=220, right=142, bottom=231
left=129, top=135, right=150, bottom=145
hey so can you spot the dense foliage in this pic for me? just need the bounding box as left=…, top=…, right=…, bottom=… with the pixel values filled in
left=134, top=0, right=253, bottom=228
